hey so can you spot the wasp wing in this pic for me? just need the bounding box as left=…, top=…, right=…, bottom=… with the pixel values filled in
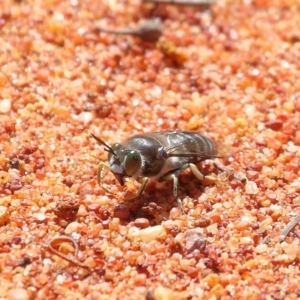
left=131, top=131, right=230, bottom=159
left=165, top=139, right=221, bottom=159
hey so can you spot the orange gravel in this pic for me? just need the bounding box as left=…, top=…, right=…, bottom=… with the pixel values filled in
left=1, top=0, right=300, bottom=299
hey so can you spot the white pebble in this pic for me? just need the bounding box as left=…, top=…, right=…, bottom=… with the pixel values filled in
left=7, top=288, right=29, bottom=300
left=78, top=111, right=93, bottom=124
left=139, top=225, right=166, bottom=243
left=256, top=244, right=268, bottom=254
left=240, top=237, right=253, bottom=244
left=287, top=142, right=300, bottom=153
left=245, top=181, right=259, bottom=195
left=65, top=221, right=80, bottom=234
left=244, top=104, right=256, bottom=118
left=281, top=242, right=299, bottom=260
left=0, top=206, right=8, bottom=217
left=0, top=99, right=11, bottom=113
left=206, top=223, right=218, bottom=235
left=33, top=212, right=46, bottom=221
left=127, top=227, right=140, bottom=241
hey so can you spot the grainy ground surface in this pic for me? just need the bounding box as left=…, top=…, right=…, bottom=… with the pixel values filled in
left=1, top=0, right=300, bottom=299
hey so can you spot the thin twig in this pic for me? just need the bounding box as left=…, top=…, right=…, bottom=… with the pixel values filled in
left=47, top=236, right=90, bottom=269
left=214, top=161, right=247, bottom=182
left=96, top=19, right=162, bottom=43
left=279, top=214, right=300, bottom=242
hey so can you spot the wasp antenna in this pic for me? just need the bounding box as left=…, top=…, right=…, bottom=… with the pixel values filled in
left=90, top=133, right=116, bottom=156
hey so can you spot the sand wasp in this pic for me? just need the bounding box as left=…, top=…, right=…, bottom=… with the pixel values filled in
left=92, top=131, right=245, bottom=210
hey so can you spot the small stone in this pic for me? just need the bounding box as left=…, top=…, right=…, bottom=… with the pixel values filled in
left=286, top=142, right=300, bottom=153
left=283, top=101, right=294, bottom=113
left=245, top=181, right=259, bottom=195
left=65, top=221, right=80, bottom=234
left=0, top=206, right=9, bottom=226
left=259, top=199, right=271, bottom=207
left=235, top=117, right=248, bottom=128
left=0, top=99, right=12, bottom=113
left=153, top=286, right=175, bottom=300
left=0, top=171, right=12, bottom=184
left=0, top=196, right=12, bottom=206
left=255, top=244, right=268, bottom=254
left=127, top=227, right=140, bottom=241
left=53, top=197, right=79, bottom=220
left=234, top=220, right=249, bottom=231
left=179, top=259, right=192, bottom=271
left=51, top=185, right=64, bottom=195
left=203, top=273, right=220, bottom=287
left=7, top=288, right=29, bottom=300
left=77, top=204, right=88, bottom=217
left=259, top=217, right=273, bottom=230
left=114, top=205, right=130, bottom=220
left=281, top=242, right=299, bottom=260
left=78, top=111, right=93, bottom=124
left=11, top=236, right=22, bottom=245
left=134, top=218, right=150, bottom=229
left=240, top=237, right=253, bottom=244
left=133, top=273, right=147, bottom=286
left=139, top=225, right=166, bottom=243
left=187, top=266, right=199, bottom=279
left=33, top=212, right=46, bottom=222
left=169, top=207, right=181, bottom=219
left=265, top=120, right=283, bottom=131
left=209, top=284, right=227, bottom=299
left=162, top=220, right=183, bottom=232
left=244, top=104, right=256, bottom=118
left=109, top=218, right=120, bottom=232
left=183, top=228, right=206, bottom=254
left=206, top=223, right=218, bottom=235
left=58, top=242, right=75, bottom=255
left=10, top=178, right=23, bottom=193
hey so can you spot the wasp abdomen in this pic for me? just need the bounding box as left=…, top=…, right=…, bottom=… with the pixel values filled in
left=160, top=132, right=218, bottom=160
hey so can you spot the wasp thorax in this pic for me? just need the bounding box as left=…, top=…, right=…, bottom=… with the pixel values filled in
left=124, top=150, right=142, bottom=176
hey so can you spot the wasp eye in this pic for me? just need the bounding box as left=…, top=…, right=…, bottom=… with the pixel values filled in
left=124, top=151, right=141, bottom=177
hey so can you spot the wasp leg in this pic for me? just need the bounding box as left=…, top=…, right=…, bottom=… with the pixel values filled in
left=160, top=173, right=183, bottom=211
left=189, top=163, right=216, bottom=181
left=97, top=162, right=116, bottom=195
left=125, top=177, right=149, bottom=201
left=213, top=161, right=247, bottom=182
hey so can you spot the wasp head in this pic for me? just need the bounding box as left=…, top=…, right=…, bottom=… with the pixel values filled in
left=91, top=134, right=142, bottom=185
left=108, top=144, right=142, bottom=184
